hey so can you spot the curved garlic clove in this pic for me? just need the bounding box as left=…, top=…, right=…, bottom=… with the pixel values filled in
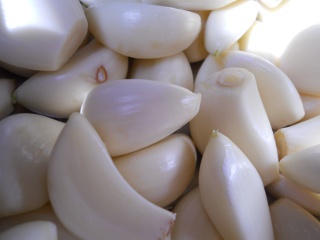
left=14, top=40, right=128, bottom=118
left=114, top=133, right=197, bottom=208
left=0, top=221, right=57, bottom=240
left=205, top=0, right=258, bottom=55
left=199, top=131, right=274, bottom=240
left=299, top=94, right=320, bottom=122
left=190, top=67, right=279, bottom=186
left=48, top=112, right=176, bottom=240
left=279, top=145, right=320, bottom=193
left=129, top=52, right=193, bottom=91
left=0, top=0, right=88, bottom=71
left=85, top=2, right=201, bottom=59
left=279, top=25, right=320, bottom=97
left=266, top=174, right=320, bottom=216
left=270, top=198, right=320, bottom=239
left=274, top=115, right=320, bottom=159
left=0, top=114, right=64, bottom=218
left=0, top=78, right=15, bottom=120
left=172, top=187, right=222, bottom=240
left=81, top=79, right=201, bottom=157
left=223, top=50, right=305, bottom=129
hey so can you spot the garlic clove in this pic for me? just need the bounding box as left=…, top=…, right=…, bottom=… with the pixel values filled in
left=299, top=94, right=320, bottom=122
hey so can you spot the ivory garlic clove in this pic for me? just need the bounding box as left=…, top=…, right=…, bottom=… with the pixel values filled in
left=81, top=79, right=201, bottom=157
left=172, top=187, right=222, bottom=240
left=0, top=78, right=15, bottom=120
left=114, top=133, right=197, bottom=208
left=0, top=0, right=88, bottom=71
left=266, top=175, right=320, bottom=216
left=205, top=0, right=258, bottom=55
left=0, top=221, right=58, bottom=240
left=274, top=115, right=320, bottom=159
left=194, top=54, right=224, bottom=85
left=14, top=40, right=128, bottom=118
left=279, top=145, right=320, bottom=193
left=270, top=198, right=320, bottom=239
left=80, top=0, right=141, bottom=7
left=300, top=94, right=320, bottom=122
left=48, top=112, right=176, bottom=240
left=0, top=114, right=64, bottom=218
left=128, top=52, right=194, bottom=91
left=199, top=131, right=274, bottom=240
left=190, top=67, right=279, bottom=186
left=85, top=2, right=201, bottom=59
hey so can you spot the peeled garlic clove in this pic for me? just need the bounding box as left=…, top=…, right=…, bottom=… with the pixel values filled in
left=274, top=115, right=320, bottom=159
left=0, top=0, right=88, bottom=71
left=190, top=67, right=279, bottom=186
left=266, top=174, right=320, bottom=216
left=0, top=221, right=57, bottom=240
left=199, top=131, right=274, bottom=240
left=223, top=50, right=305, bottom=129
left=48, top=112, right=176, bottom=240
left=85, top=2, right=201, bottom=59
left=14, top=40, right=128, bottom=118
left=114, top=133, right=197, bottom=207
left=0, top=113, right=64, bottom=218
left=270, top=198, right=320, bottom=239
left=172, top=187, right=222, bottom=240
left=81, top=79, right=201, bottom=157
left=205, top=0, right=258, bottom=55
left=129, top=52, right=193, bottom=91
left=141, top=0, right=237, bottom=11
left=279, top=145, right=320, bottom=193
left=0, top=78, right=15, bottom=120
left=300, top=94, right=320, bottom=122
left=80, top=0, right=141, bottom=7
left=279, top=25, right=320, bottom=97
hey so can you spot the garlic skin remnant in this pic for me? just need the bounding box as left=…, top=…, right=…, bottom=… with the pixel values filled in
left=0, top=0, right=88, bottom=71
left=48, top=113, right=175, bottom=240
left=0, top=78, right=15, bottom=120
left=85, top=2, right=201, bottom=59
left=81, top=79, right=201, bottom=157
left=199, top=131, right=274, bottom=240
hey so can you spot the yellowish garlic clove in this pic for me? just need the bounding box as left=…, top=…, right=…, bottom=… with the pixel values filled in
left=279, top=145, right=320, bottom=193
left=81, top=79, right=201, bottom=157
left=114, top=133, right=197, bottom=208
left=0, top=78, right=15, bottom=120
left=299, top=94, right=320, bottom=122
left=270, top=198, right=320, bottom=239
left=205, top=0, right=258, bottom=55
left=85, top=2, right=201, bottom=59
left=172, top=187, right=222, bottom=240
left=190, top=67, right=279, bottom=186
left=0, top=114, right=64, bottom=218
left=0, top=0, right=88, bottom=71
left=0, top=221, right=58, bottom=240
left=128, top=52, right=194, bottom=91
left=266, top=174, right=320, bottom=216
left=14, top=40, right=128, bottom=118
left=48, top=112, right=176, bottom=240
left=199, top=131, right=274, bottom=240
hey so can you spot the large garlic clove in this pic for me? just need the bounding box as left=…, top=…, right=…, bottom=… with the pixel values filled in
left=128, top=52, right=193, bottom=91
left=81, top=79, right=201, bottom=157
left=140, top=0, right=237, bottom=11
left=279, top=145, right=320, bottom=193
left=190, top=67, right=278, bottom=186
left=114, top=133, right=197, bottom=208
left=300, top=94, right=320, bottom=122
left=85, top=2, right=201, bottom=59
left=274, top=115, right=320, bottom=159
left=270, top=198, right=320, bottom=239
left=48, top=112, right=176, bottom=240
left=199, top=131, right=274, bottom=240
left=0, top=78, right=15, bottom=120
left=222, top=50, right=305, bottom=129
left=266, top=175, right=320, bottom=216
left=0, top=0, right=88, bottom=71
left=0, top=114, right=64, bottom=218
left=279, top=25, right=320, bottom=97
left=171, top=187, right=222, bottom=240
left=0, top=221, right=58, bottom=240
left=14, top=40, right=128, bottom=119
left=205, top=0, right=258, bottom=55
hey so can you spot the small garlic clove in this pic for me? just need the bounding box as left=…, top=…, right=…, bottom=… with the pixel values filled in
left=0, top=78, right=15, bottom=120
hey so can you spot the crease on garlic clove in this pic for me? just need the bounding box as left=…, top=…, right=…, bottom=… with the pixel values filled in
left=0, top=78, right=15, bottom=120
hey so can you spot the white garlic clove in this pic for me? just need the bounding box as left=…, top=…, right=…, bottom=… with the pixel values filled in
left=299, top=94, right=320, bottom=122
left=194, top=54, right=224, bottom=85
left=0, top=78, right=15, bottom=120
